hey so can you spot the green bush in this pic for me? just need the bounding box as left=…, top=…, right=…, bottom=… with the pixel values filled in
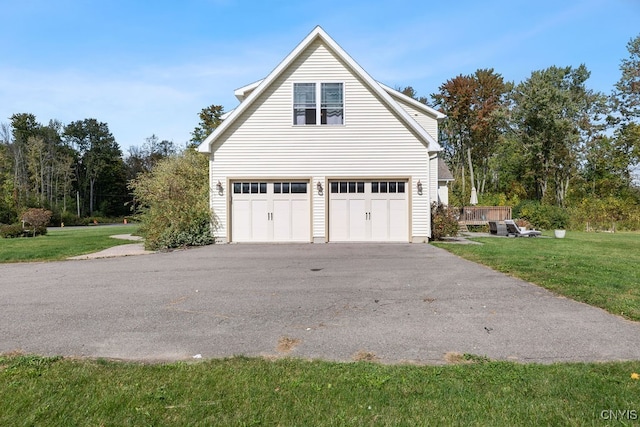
left=0, top=223, right=47, bottom=238
left=130, top=149, right=216, bottom=250
left=431, top=202, right=459, bottom=240
left=513, top=201, right=569, bottom=230
left=155, top=214, right=213, bottom=249
left=571, top=196, right=640, bottom=231
left=0, top=223, right=26, bottom=238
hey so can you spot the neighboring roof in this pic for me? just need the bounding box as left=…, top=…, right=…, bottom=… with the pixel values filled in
left=438, top=158, right=454, bottom=181
left=198, top=26, right=442, bottom=154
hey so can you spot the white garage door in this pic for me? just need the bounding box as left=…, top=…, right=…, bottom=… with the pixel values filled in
left=329, top=180, right=408, bottom=242
left=231, top=181, right=310, bottom=242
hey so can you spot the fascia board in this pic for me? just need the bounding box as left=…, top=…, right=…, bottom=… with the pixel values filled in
left=379, top=83, right=446, bottom=120
left=234, top=79, right=263, bottom=102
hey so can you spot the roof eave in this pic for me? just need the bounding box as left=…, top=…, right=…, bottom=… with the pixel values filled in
left=379, top=83, right=446, bottom=120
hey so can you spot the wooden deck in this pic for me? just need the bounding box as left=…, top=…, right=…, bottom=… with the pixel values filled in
left=458, top=206, right=512, bottom=226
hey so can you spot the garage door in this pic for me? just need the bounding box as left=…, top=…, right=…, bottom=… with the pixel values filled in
left=329, top=180, right=408, bottom=242
left=231, top=181, right=310, bottom=242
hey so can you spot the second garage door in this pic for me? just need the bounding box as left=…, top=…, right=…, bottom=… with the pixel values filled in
left=329, top=180, right=408, bottom=242
left=231, top=181, right=310, bottom=242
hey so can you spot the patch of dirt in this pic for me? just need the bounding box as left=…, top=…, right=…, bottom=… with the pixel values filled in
left=352, top=349, right=378, bottom=362
left=444, top=352, right=467, bottom=364
left=444, top=351, right=490, bottom=364
left=276, top=336, right=301, bottom=353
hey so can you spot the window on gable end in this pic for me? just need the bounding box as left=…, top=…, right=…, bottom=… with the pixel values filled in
left=294, top=82, right=344, bottom=126
left=321, top=83, right=343, bottom=125
left=294, top=83, right=316, bottom=125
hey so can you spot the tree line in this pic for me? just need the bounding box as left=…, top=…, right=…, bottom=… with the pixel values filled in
left=422, top=34, right=640, bottom=230
left=0, top=114, right=179, bottom=225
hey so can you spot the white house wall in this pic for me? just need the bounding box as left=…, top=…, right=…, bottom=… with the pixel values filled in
left=209, top=40, right=433, bottom=242
left=438, top=182, right=450, bottom=205
left=394, top=98, right=439, bottom=142
left=429, top=155, right=439, bottom=207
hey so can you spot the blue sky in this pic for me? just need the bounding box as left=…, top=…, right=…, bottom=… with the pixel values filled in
left=1, top=0, right=639, bottom=152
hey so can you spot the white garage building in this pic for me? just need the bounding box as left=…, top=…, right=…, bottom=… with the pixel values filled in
left=198, top=26, right=448, bottom=243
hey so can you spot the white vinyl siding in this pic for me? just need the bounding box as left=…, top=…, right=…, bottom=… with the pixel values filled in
left=394, top=98, right=439, bottom=141
left=429, top=156, right=439, bottom=207
left=208, top=40, right=433, bottom=242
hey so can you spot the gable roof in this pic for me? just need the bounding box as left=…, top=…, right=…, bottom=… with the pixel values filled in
left=438, top=158, right=454, bottom=181
left=198, top=26, right=442, bottom=154
left=378, top=83, right=446, bottom=121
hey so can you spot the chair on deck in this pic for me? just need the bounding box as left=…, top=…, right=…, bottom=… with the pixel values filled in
left=504, top=220, right=542, bottom=237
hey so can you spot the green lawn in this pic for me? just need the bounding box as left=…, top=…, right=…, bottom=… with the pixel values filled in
left=434, top=231, right=640, bottom=321
left=0, top=225, right=139, bottom=263
left=1, top=355, right=638, bottom=426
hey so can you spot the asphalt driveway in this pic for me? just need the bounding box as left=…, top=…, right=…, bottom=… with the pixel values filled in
left=2, top=243, right=640, bottom=364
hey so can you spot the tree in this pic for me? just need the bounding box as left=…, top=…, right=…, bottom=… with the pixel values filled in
left=125, top=134, right=177, bottom=180
left=21, top=207, right=52, bottom=237
left=431, top=69, right=510, bottom=200
left=190, top=104, right=224, bottom=146
left=129, top=148, right=214, bottom=250
left=8, top=113, right=40, bottom=209
left=63, top=119, right=124, bottom=215
left=511, top=65, right=604, bottom=207
left=6, top=114, right=74, bottom=213
left=397, top=86, right=428, bottom=104
left=0, top=130, right=15, bottom=224
left=609, top=34, right=640, bottom=191
left=613, top=34, right=640, bottom=122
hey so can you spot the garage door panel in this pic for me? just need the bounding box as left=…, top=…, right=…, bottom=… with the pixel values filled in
left=370, top=198, right=388, bottom=240
left=330, top=199, right=347, bottom=241
left=231, top=181, right=310, bottom=243
left=251, top=199, right=269, bottom=241
left=290, top=199, right=310, bottom=241
left=349, top=198, right=367, bottom=241
left=389, top=199, right=408, bottom=241
left=232, top=199, right=252, bottom=242
left=329, top=180, right=408, bottom=242
left=272, top=199, right=291, bottom=241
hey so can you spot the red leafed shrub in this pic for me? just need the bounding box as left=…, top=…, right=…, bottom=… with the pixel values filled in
left=21, top=208, right=52, bottom=237
left=431, top=202, right=459, bottom=240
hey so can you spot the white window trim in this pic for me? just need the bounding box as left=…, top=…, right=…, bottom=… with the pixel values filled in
left=292, top=81, right=345, bottom=126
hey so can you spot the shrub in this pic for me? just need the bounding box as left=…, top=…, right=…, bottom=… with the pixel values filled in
left=155, top=214, right=214, bottom=249
left=572, top=196, right=640, bottom=231
left=513, top=201, right=569, bottom=230
left=431, top=202, right=459, bottom=240
left=0, top=223, right=26, bottom=238
left=0, top=223, right=47, bottom=238
left=129, top=148, right=216, bottom=250
left=21, top=208, right=53, bottom=237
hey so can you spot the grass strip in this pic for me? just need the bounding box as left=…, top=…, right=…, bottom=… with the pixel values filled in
left=1, top=355, right=638, bottom=426
left=0, top=225, right=140, bottom=263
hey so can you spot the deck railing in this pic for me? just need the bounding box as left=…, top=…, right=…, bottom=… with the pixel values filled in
left=458, top=206, right=512, bottom=225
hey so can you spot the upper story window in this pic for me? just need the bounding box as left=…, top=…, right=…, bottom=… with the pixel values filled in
left=293, top=82, right=343, bottom=126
